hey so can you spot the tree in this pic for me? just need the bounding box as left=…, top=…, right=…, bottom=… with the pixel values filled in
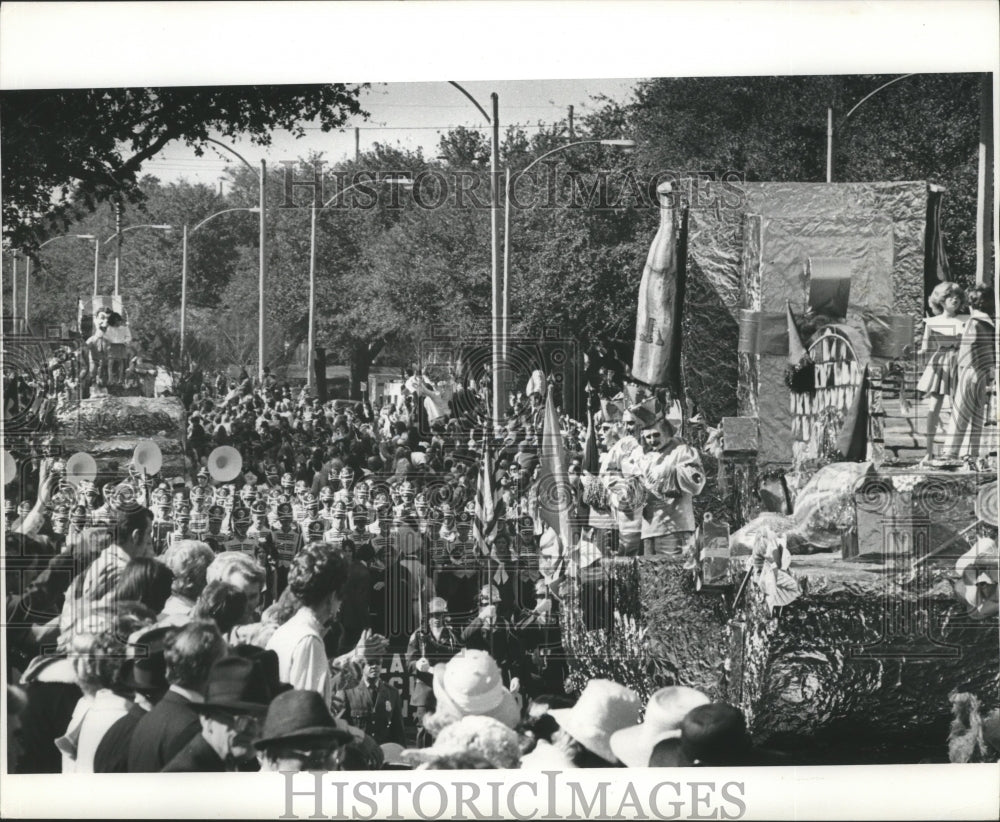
left=1, top=84, right=367, bottom=251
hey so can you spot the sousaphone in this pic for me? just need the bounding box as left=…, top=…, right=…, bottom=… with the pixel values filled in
left=132, top=440, right=163, bottom=478
left=208, top=446, right=243, bottom=484
left=64, top=451, right=98, bottom=489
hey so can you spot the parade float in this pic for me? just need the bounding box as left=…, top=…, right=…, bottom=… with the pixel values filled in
left=563, top=179, right=998, bottom=763
left=53, top=295, right=187, bottom=480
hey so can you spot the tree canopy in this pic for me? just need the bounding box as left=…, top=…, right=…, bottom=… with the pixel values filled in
left=1, top=84, right=367, bottom=251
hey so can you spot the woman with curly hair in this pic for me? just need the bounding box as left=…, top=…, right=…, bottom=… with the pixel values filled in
left=266, top=543, right=349, bottom=704
left=158, top=540, right=215, bottom=622
left=917, top=282, right=967, bottom=460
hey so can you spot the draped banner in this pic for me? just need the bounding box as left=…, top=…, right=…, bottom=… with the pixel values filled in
left=632, top=182, right=682, bottom=388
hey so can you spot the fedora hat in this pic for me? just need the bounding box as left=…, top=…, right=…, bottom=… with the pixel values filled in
left=194, top=655, right=273, bottom=716
left=254, top=690, right=354, bottom=749
left=609, top=686, right=710, bottom=767
left=431, top=649, right=521, bottom=729
left=648, top=702, right=753, bottom=767
left=119, top=625, right=172, bottom=694
left=549, top=679, right=641, bottom=764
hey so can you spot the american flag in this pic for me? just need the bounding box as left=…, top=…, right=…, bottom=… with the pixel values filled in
left=473, top=433, right=498, bottom=555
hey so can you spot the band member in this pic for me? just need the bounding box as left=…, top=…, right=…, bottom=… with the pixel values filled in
left=271, top=503, right=303, bottom=567
left=323, top=500, right=351, bottom=548
left=298, top=493, right=322, bottom=538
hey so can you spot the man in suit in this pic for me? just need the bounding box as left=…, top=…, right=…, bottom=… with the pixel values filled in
left=162, top=655, right=273, bottom=772
left=126, top=620, right=226, bottom=772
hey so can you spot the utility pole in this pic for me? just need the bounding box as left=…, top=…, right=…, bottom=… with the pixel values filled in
left=258, top=159, right=267, bottom=383
left=977, top=72, right=994, bottom=286
left=113, top=202, right=122, bottom=295
left=568, top=105, right=574, bottom=139
left=491, top=92, right=502, bottom=426
left=355, top=127, right=360, bottom=162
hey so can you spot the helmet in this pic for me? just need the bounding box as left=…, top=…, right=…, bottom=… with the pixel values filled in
left=319, top=486, right=334, bottom=502
left=280, top=473, right=294, bottom=487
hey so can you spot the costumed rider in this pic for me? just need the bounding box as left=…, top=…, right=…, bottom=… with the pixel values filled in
left=633, top=398, right=706, bottom=557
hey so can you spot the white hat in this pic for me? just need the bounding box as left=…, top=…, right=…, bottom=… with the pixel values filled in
left=608, top=686, right=710, bottom=767
left=549, top=679, right=641, bottom=763
left=431, top=649, right=520, bottom=729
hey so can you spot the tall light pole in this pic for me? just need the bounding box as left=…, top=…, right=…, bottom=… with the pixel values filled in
left=827, top=74, right=916, bottom=183
left=180, top=207, right=260, bottom=364
left=305, top=176, right=412, bottom=391
left=502, top=139, right=636, bottom=362
left=449, top=82, right=502, bottom=425
left=205, top=138, right=267, bottom=382
left=23, top=233, right=97, bottom=328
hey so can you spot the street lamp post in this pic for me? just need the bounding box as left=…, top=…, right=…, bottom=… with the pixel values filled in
left=180, top=207, right=260, bottom=363
left=23, top=233, right=97, bottom=328
left=501, top=138, right=636, bottom=362
left=449, top=82, right=503, bottom=426
left=827, top=74, right=915, bottom=183
left=305, top=177, right=412, bottom=391
left=205, top=138, right=267, bottom=383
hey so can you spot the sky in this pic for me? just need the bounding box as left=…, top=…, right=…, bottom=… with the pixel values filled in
left=144, top=79, right=641, bottom=188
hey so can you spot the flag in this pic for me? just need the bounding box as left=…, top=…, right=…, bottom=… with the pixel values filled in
left=538, top=385, right=575, bottom=574
left=473, top=433, right=498, bottom=555
left=836, top=365, right=870, bottom=461
left=582, top=411, right=600, bottom=474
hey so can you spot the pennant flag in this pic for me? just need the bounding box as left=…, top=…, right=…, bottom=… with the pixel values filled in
left=582, top=411, right=600, bottom=474
left=836, top=365, right=870, bottom=461
left=538, top=385, right=575, bottom=573
left=473, top=433, right=498, bottom=554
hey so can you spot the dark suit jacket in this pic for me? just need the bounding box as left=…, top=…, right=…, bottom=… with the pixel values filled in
left=161, top=733, right=225, bottom=772
left=94, top=703, right=147, bottom=773
left=343, top=680, right=405, bottom=746
left=127, top=689, right=201, bottom=773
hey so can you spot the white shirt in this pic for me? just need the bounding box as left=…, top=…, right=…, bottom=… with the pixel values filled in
left=265, top=607, right=330, bottom=704
left=73, top=689, right=134, bottom=773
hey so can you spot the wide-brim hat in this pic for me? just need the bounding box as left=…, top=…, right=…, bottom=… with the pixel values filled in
left=254, top=689, right=354, bottom=749
left=648, top=702, right=754, bottom=767
left=609, top=686, right=710, bottom=767
left=431, top=649, right=521, bottom=729
left=194, top=655, right=274, bottom=715
left=549, top=679, right=641, bottom=763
